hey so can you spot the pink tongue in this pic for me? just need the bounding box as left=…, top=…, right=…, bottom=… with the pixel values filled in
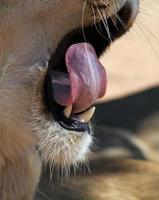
left=52, top=43, right=107, bottom=113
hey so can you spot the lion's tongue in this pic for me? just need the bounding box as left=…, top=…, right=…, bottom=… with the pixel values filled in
left=52, top=43, right=107, bottom=114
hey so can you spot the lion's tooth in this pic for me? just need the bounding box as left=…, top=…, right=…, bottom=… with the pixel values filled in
left=64, top=105, right=72, bottom=118
left=79, top=106, right=96, bottom=123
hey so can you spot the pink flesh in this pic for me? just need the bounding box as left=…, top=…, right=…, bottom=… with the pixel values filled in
left=51, top=43, right=107, bottom=113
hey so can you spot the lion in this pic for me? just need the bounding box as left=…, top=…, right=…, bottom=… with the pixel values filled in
left=0, top=0, right=150, bottom=199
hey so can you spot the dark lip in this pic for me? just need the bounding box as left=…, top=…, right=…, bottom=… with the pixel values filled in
left=43, top=2, right=134, bottom=132
left=44, top=74, right=90, bottom=133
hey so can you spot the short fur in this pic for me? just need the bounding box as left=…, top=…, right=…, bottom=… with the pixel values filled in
left=0, top=0, right=139, bottom=199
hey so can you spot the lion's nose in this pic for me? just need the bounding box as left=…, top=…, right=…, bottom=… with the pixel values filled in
left=125, top=0, right=139, bottom=27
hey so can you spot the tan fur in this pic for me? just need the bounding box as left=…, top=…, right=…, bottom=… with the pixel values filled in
left=0, top=0, right=139, bottom=199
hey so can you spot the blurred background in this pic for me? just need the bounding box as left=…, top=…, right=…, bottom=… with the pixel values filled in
left=100, top=0, right=159, bottom=101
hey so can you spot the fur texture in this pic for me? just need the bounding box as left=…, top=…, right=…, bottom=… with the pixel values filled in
left=0, top=0, right=139, bottom=199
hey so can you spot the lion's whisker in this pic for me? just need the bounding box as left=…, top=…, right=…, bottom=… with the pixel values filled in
left=100, top=0, right=128, bottom=31
left=82, top=0, right=88, bottom=43
left=91, top=5, right=109, bottom=41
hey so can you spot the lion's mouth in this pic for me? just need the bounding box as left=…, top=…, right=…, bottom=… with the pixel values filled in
left=44, top=0, right=139, bottom=132
left=51, top=43, right=106, bottom=114
left=44, top=42, right=107, bottom=132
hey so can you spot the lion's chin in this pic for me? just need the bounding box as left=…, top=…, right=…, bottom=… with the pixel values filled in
left=40, top=132, right=92, bottom=167
left=33, top=118, right=92, bottom=167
